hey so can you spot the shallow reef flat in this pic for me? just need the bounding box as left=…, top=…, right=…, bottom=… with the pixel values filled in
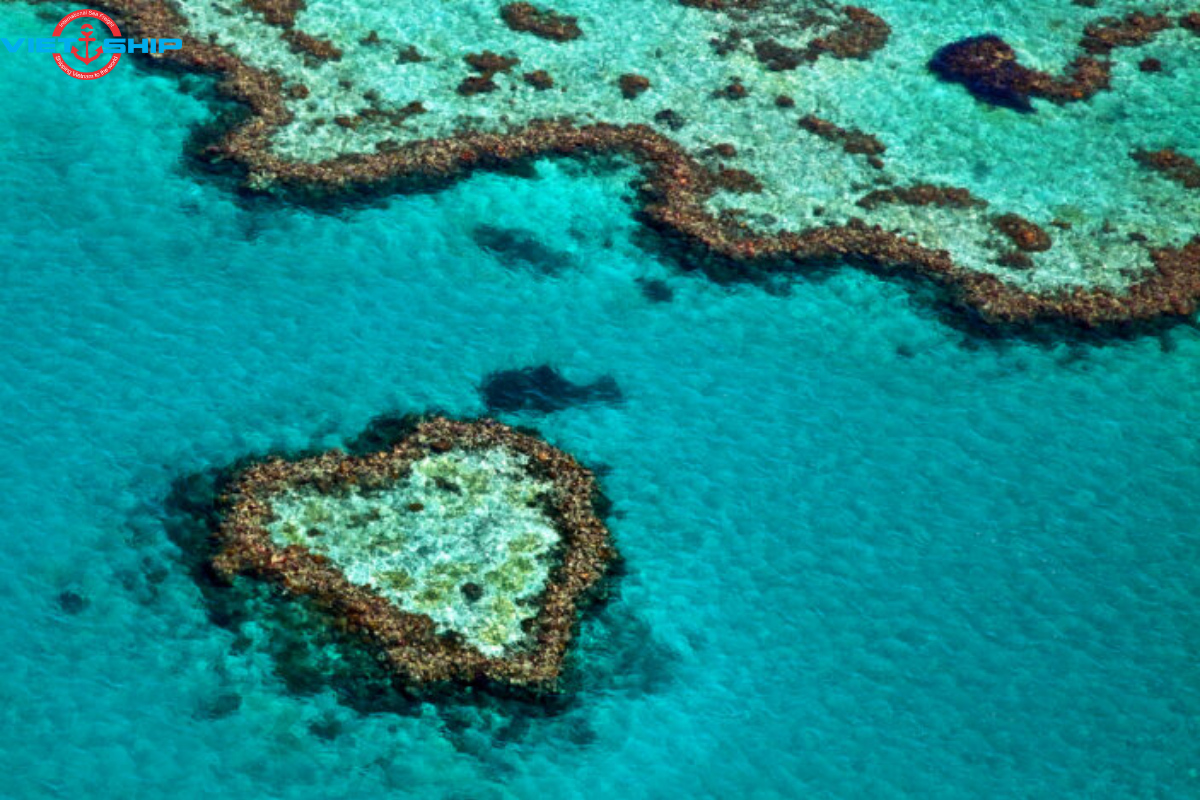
left=211, top=417, right=616, bottom=692
left=92, top=0, right=1200, bottom=326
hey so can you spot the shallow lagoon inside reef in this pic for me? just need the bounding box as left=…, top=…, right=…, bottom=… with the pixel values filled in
left=2, top=1, right=1200, bottom=797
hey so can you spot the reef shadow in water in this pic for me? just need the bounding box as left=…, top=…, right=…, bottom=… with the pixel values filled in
left=480, top=365, right=623, bottom=413
left=472, top=224, right=576, bottom=275
left=636, top=276, right=675, bottom=303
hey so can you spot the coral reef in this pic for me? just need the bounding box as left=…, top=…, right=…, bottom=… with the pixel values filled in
left=74, top=0, right=1200, bottom=330
left=211, top=417, right=616, bottom=691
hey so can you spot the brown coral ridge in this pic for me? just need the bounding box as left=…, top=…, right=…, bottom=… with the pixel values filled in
left=282, top=29, right=342, bottom=61
left=501, top=2, right=582, bottom=42
left=798, top=114, right=885, bottom=168
left=930, top=13, right=1174, bottom=111
left=1132, top=148, right=1200, bottom=190
left=211, top=417, right=616, bottom=692
left=1080, top=11, right=1173, bottom=54
left=857, top=184, right=986, bottom=210
left=334, top=100, right=427, bottom=132
left=80, top=0, right=1200, bottom=330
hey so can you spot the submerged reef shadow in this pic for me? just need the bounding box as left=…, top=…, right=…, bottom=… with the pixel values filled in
left=472, top=224, right=577, bottom=275
left=153, top=413, right=672, bottom=735
left=480, top=365, right=623, bottom=413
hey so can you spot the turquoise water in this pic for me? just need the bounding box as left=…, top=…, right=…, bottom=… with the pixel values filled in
left=3, top=2, right=1200, bottom=797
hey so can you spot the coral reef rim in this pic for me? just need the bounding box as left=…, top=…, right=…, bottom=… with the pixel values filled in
left=211, top=416, right=617, bottom=693
left=24, top=0, right=1200, bottom=331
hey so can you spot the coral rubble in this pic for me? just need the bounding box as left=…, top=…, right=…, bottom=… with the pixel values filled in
left=211, top=417, right=616, bottom=691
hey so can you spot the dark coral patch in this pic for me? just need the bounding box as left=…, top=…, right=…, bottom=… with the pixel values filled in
left=653, top=109, right=686, bottom=130
left=993, top=214, right=1053, bottom=253
left=931, top=15, right=1174, bottom=111
left=523, top=69, right=555, bottom=90
left=458, top=75, right=499, bottom=96
left=619, top=74, right=651, bottom=99
left=397, top=44, right=426, bottom=63
left=459, top=51, right=520, bottom=95
left=798, top=114, right=885, bottom=161
left=715, top=167, right=762, bottom=194
left=808, top=5, right=890, bottom=60
left=242, top=0, right=304, bottom=28
left=501, top=3, right=582, bottom=42
left=857, top=184, right=987, bottom=211
left=1080, top=12, right=1171, bottom=55
left=465, top=51, right=521, bottom=74
left=747, top=5, right=890, bottom=71
left=281, top=29, right=341, bottom=61
left=713, top=78, right=748, bottom=100
left=929, top=35, right=1043, bottom=111
left=1132, top=148, right=1200, bottom=190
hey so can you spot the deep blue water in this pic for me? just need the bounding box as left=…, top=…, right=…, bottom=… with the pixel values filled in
left=2, top=5, right=1199, bottom=798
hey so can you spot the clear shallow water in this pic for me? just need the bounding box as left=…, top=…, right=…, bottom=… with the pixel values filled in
left=2, top=2, right=1200, bottom=797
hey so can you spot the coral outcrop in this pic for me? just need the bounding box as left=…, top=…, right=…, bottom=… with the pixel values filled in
left=930, top=14, right=1175, bottom=111
left=501, top=3, right=583, bottom=42
left=211, top=417, right=616, bottom=692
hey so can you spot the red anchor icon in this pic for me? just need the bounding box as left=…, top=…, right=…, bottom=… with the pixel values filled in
left=71, top=23, right=104, bottom=65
